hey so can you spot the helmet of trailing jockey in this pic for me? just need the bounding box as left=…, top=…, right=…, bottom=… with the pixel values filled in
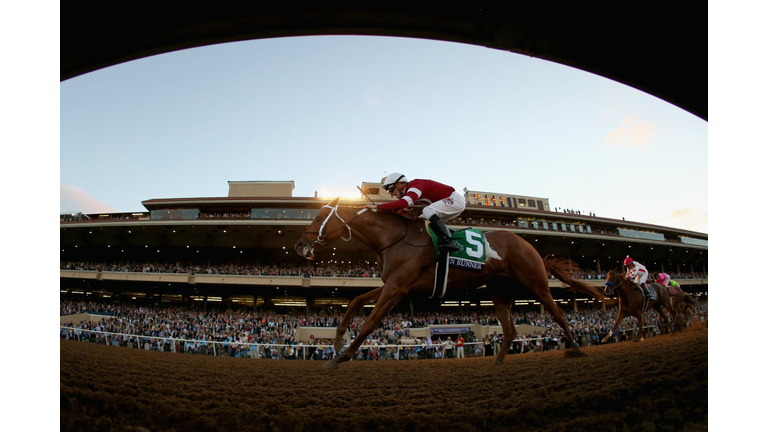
left=623, top=256, right=633, bottom=266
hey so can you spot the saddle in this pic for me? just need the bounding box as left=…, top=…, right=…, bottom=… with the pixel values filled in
left=632, top=282, right=657, bottom=314
left=641, top=284, right=657, bottom=301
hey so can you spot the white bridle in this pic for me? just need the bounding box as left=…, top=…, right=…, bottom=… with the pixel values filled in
left=311, top=204, right=355, bottom=248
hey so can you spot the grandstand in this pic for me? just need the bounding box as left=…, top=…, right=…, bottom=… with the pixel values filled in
left=60, top=179, right=708, bottom=313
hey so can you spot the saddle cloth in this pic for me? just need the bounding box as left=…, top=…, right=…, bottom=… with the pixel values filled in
left=429, top=227, right=487, bottom=298
left=427, top=225, right=486, bottom=271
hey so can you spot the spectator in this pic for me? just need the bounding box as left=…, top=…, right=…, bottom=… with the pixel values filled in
left=456, top=334, right=465, bottom=358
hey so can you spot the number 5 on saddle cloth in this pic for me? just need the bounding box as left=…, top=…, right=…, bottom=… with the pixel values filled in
left=427, top=224, right=487, bottom=298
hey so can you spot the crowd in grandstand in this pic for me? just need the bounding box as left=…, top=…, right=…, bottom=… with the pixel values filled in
left=60, top=260, right=706, bottom=281
left=60, top=297, right=708, bottom=361
left=61, top=261, right=380, bottom=278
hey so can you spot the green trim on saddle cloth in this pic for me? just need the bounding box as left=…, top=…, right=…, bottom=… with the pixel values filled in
left=427, top=223, right=487, bottom=266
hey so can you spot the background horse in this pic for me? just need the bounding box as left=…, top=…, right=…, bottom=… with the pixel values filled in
left=602, top=269, right=682, bottom=342
left=295, top=198, right=609, bottom=369
left=670, top=287, right=697, bottom=324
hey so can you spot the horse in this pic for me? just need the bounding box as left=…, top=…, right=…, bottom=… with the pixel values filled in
left=294, top=197, right=609, bottom=369
left=602, top=269, right=682, bottom=342
left=669, top=286, right=697, bottom=323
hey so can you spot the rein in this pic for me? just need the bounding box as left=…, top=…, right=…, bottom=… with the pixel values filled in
left=303, top=206, right=433, bottom=253
left=605, top=275, right=653, bottom=313
left=604, top=274, right=627, bottom=295
left=377, top=220, right=432, bottom=253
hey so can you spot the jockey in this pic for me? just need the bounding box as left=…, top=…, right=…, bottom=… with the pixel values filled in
left=655, top=272, right=675, bottom=294
left=655, top=272, right=670, bottom=287
left=366, top=172, right=465, bottom=253
left=668, top=278, right=681, bottom=295
left=623, top=256, right=648, bottom=290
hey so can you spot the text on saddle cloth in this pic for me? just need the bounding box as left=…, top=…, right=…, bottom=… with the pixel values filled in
left=426, top=222, right=487, bottom=271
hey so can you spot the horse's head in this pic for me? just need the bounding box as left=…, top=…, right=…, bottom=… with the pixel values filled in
left=603, top=269, right=624, bottom=296
left=294, top=197, right=353, bottom=260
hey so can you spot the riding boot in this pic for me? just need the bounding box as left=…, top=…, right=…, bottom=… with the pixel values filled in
left=429, top=215, right=460, bottom=253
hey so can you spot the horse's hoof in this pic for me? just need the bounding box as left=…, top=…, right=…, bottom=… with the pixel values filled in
left=322, top=360, right=339, bottom=370
left=492, top=360, right=503, bottom=367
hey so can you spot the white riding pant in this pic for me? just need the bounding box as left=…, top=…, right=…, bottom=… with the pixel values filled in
left=420, top=192, right=465, bottom=221
left=633, top=272, right=649, bottom=285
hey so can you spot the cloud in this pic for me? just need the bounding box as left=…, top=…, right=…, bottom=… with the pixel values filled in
left=647, top=207, right=708, bottom=234
left=604, top=115, right=654, bottom=148
left=60, top=184, right=117, bottom=214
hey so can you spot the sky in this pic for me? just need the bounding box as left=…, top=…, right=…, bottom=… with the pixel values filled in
left=59, top=35, right=709, bottom=234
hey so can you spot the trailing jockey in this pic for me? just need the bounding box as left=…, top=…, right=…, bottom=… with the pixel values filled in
left=624, top=256, right=648, bottom=291
left=655, top=272, right=680, bottom=295
left=366, top=173, right=465, bottom=253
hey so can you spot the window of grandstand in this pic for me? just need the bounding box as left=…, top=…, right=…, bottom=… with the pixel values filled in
left=272, top=297, right=307, bottom=307
left=680, top=236, right=708, bottom=247
left=192, top=296, right=222, bottom=302
left=150, top=209, right=200, bottom=220
left=313, top=298, right=349, bottom=307
left=228, top=296, right=254, bottom=305
left=617, top=228, right=665, bottom=241
left=251, top=208, right=319, bottom=220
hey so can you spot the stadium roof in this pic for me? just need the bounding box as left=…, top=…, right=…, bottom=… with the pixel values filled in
left=61, top=5, right=706, bottom=120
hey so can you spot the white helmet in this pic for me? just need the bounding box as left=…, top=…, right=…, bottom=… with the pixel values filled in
left=382, top=173, right=408, bottom=192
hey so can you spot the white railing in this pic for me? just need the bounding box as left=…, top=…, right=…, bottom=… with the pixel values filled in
left=60, top=325, right=664, bottom=360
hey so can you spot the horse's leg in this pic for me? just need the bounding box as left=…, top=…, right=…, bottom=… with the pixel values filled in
left=535, top=289, right=583, bottom=356
left=602, top=310, right=625, bottom=343
left=635, top=314, right=645, bottom=341
left=323, top=284, right=407, bottom=369
left=653, top=303, right=672, bottom=334
left=490, top=296, right=516, bottom=366
left=333, top=286, right=384, bottom=351
left=658, top=290, right=682, bottom=332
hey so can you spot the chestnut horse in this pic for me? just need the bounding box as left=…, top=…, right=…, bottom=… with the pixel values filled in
left=602, top=269, right=682, bottom=342
left=294, top=198, right=608, bottom=369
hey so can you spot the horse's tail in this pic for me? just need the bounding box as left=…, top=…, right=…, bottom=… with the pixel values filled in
left=543, top=256, right=612, bottom=305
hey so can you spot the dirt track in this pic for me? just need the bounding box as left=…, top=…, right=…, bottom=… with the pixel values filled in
left=60, top=325, right=707, bottom=431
